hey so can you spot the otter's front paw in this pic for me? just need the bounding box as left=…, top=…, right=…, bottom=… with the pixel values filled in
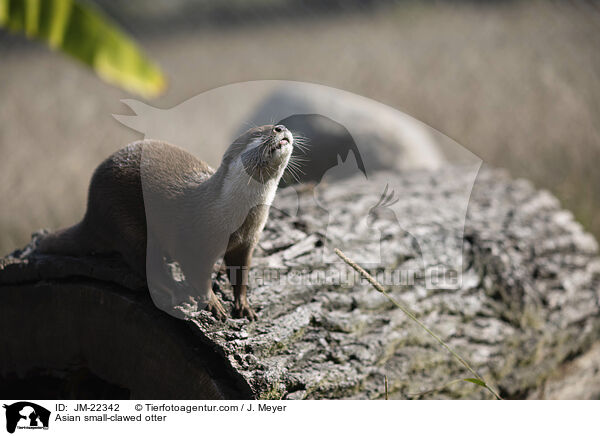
left=206, top=293, right=227, bottom=321
left=233, top=301, right=257, bottom=321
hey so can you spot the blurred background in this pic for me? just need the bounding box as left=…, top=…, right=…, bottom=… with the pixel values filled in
left=1, top=0, right=599, bottom=256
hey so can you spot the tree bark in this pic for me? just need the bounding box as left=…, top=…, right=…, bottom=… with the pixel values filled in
left=1, top=166, right=599, bottom=399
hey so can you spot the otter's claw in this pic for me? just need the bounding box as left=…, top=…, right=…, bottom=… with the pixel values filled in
left=233, top=301, right=257, bottom=321
left=206, top=293, right=227, bottom=321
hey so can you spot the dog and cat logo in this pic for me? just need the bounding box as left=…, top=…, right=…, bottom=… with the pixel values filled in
left=3, top=402, right=50, bottom=433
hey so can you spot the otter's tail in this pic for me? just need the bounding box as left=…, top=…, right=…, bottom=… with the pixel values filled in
left=36, top=223, right=95, bottom=256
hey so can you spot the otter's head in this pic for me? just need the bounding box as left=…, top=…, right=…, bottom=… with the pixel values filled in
left=222, top=124, right=294, bottom=184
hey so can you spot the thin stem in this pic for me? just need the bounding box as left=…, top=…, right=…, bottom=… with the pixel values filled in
left=334, top=248, right=502, bottom=400
left=385, top=375, right=389, bottom=400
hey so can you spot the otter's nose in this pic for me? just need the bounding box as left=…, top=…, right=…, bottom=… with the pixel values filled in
left=273, top=125, right=286, bottom=133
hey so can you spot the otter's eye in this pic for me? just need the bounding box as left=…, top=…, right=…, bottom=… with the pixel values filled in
left=273, top=125, right=284, bottom=133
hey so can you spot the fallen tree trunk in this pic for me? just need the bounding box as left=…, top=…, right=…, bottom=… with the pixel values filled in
left=1, top=166, right=599, bottom=399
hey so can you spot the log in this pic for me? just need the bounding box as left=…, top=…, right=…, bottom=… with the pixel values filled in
left=1, top=166, right=599, bottom=399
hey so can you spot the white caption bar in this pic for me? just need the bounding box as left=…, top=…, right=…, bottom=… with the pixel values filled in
left=1, top=400, right=596, bottom=436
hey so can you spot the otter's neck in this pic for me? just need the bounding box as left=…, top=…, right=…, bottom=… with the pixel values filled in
left=195, top=158, right=286, bottom=228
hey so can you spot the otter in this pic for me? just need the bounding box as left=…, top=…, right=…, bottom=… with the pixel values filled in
left=37, top=124, right=294, bottom=321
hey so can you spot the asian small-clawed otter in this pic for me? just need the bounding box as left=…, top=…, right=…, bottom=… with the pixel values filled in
left=37, top=125, right=294, bottom=321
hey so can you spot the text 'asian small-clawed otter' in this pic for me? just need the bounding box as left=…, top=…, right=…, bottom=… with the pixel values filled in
left=37, top=124, right=295, bottom=320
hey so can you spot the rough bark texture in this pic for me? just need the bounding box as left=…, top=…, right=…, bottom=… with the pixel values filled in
left=1, top=166, right=599, bottom=399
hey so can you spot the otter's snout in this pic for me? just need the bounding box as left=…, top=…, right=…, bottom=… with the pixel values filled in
left=271, top=124, right=292, bottom=150
left=238, top=124, right=293, bottom=183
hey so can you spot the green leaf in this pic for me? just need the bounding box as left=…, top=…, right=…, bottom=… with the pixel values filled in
left=0, top=0, right=166, bottom=98
left=464, top=378, right=487, bottom=388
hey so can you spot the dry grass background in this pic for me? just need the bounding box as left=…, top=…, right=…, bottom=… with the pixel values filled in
left=1, top=0, right=599, bottom=256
